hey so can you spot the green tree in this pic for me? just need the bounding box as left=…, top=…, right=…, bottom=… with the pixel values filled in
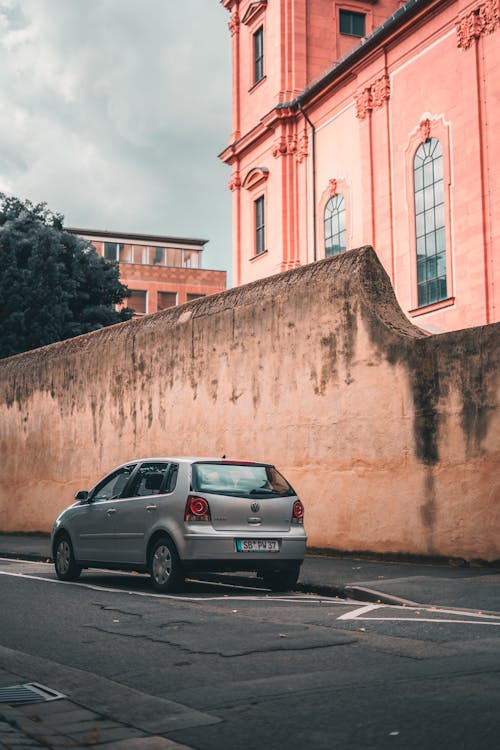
left=0, top=194, right=133, bottom=358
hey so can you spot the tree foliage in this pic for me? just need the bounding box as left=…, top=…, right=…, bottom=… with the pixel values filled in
left=0, top=194, right=132, bottom=358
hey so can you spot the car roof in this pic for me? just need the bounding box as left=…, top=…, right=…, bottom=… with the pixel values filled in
left=119, top=457, right=273, bottom=466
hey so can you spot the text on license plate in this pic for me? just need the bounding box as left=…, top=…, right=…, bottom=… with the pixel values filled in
left=236, top=539, right=280, bottom=552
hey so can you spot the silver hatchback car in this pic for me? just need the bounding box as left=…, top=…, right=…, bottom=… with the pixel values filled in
left=51, top=458, right=307, bottom=592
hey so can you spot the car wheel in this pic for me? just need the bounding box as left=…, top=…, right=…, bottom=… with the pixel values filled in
left=54, top=534, right=81, bottom=582
left=149, top=537, right=184, bottom=593
left=263, top=565, right=300, bottom=592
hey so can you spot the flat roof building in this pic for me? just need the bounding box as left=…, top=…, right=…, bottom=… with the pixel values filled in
left=66, top=227, right=227, bottom=315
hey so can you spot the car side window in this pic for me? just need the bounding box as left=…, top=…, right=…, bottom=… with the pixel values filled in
left=127, top=462, right=170, bottom=497
left=165, top=463, right=179, bottom=493
left=91, top=465, right=136, bottom=503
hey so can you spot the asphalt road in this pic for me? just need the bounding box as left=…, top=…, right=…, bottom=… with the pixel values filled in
left=1, top=558, right=499, bottom=749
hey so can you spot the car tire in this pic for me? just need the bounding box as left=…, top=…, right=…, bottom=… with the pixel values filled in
left=263, top=565, right=300, bottom=592
left=54, top=533, right=82, bottom=582
left=149, top=536, right=184, bottom=593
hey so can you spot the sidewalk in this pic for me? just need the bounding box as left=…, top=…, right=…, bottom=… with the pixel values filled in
left=1, top=532, right=499, bottom=611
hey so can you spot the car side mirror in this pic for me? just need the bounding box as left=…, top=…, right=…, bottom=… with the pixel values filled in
left=75, top=490, right=89, bottom=503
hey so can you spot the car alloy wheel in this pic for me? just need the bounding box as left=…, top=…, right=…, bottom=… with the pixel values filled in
left=149, top=536, right=184, bottom=592
left=54, top=534, right=81, bottom=582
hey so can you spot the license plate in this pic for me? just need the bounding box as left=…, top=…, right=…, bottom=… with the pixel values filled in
left=236, top=539, right=280, bottom=552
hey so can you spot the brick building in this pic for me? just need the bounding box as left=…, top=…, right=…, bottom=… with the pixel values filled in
left=66, top=228, right=227, bottom=315
left=220, top=0, right=499, bottom=332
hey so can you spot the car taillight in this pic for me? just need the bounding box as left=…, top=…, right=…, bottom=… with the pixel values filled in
left=185, top=495, right=211, bottom=522
left=292, top=499, right=304, bottom=524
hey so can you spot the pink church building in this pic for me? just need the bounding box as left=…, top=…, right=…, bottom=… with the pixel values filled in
left=219, top=0, right=499, bottom=332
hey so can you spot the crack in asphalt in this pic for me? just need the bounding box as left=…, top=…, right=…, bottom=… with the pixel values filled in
left=94, top=603, right=144, bottom=617
left=83, top=625, right=355, bottom=657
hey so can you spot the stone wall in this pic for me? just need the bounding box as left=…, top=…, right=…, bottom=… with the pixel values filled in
left=1, top=247, right=498, bottom=560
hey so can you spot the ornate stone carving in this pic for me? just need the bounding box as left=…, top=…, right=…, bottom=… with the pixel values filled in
left=419, top=118, right=432, bottom=143
left=354, top=88, right=372, bottom=120
left=371, top=74, right=391, bottom=108
left=228, top=173, right=241, bottom=191
left=228, top=9, right=240, bottom=36
left=354, top=74, right=390, bottom=119
left=272, top=135, right=298, bottom=158
left=456, top=0, right=500, bottom=49
left=272, top=137, right=287, bottom=158
left=328, top=179, right=338, bottom=197
left=296, top=130, right=309, bottom=163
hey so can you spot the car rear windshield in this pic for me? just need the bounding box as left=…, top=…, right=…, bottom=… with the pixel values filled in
left=191, top=462, right=295, bottom=498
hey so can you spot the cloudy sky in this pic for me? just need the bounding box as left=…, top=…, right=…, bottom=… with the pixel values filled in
left=0, top=0, right=233, bottom=277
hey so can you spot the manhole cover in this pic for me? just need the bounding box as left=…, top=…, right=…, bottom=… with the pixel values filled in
left=0, top=683, right=66, bottom=705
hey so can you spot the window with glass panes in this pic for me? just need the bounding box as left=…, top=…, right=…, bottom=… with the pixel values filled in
left=339, top=10, right=365, bottom=37
left=324, top=195, right=346, bottom=256
left=254, top=26, right=264, bottom=84
left=255, top=195, right=265, bottom=255
left=157, top=291, right=177, bottom=310
left=413, top=138, right=447, bottom=307
left=127, top=290, right=147, bottom=315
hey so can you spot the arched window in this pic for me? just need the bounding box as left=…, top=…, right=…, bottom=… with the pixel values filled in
left=414, top=138, right=447, bottom=307
left=324, top=194, right=346, bottom=256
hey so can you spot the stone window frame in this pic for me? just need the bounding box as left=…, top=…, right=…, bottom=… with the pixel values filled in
left=241, top=2, right=267, bottom=92
left=404, top=116, right=455, bottom=317
left=339, top=8, right=366, bottom=37
left=318, top=178, right=351, bottom=259
left=242, top=167, right=269, bottom=260
left=253, top=26, right=264, bottom=85
left=254, top=194, right=266, bottom=256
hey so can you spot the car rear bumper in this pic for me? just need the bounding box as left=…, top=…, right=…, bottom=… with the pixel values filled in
left=179, top=530, right=307, bottom=570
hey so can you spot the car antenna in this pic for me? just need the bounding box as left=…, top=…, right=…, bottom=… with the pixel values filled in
left=221, top=454, right=226, bottom=459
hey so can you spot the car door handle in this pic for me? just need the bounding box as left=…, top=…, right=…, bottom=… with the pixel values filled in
left=146, top=505, right=157, bottom=512
left=106, top=508, right=116, bottom=516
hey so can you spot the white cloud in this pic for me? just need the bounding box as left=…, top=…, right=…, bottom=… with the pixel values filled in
left=0, top=0, right=233, bottom=276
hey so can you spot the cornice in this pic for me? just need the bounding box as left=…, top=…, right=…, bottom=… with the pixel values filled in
left=219, top=106, right=295, bottom=163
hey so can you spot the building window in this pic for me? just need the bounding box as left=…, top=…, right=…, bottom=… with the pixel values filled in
left=127, top=290, right=147, bottom=315
left=131, top=246, right=145, bottom=264
left=339, top=10, right=365, bottom=37
left=324, top=195, right=346, bottom=256
left=255, top=195, right=266, bottom=255
left=187, top=293, right=206, bottom=302
left=253, top=26, right=264, bottom=84
left=104, top=242, right=119, bottom=261
left=157, top=291, right=177, bottom=310
left=414, top=138, right=447, bottom=307
left=150, top=247, right=164, bottom=265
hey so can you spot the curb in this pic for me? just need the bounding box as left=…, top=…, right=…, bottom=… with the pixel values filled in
left=0, top=551, right=51, bottom=563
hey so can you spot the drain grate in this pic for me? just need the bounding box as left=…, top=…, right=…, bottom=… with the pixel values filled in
left=0, top=683, right=66, bottom=705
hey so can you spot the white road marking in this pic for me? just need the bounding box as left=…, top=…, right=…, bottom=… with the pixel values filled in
left=338, top=603, right=382, bottom=620
left=1, top=560, right=499, bottom=626
left=338, top=600, right=500, bottom=626
left=0, top=567, right=342, bottom=604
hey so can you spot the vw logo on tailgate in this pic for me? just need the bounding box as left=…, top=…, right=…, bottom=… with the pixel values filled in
left=250, top=502, right=260, bottom=513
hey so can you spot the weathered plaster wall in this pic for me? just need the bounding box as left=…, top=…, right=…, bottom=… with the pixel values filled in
left=1, top=248, right=498, bottom=560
